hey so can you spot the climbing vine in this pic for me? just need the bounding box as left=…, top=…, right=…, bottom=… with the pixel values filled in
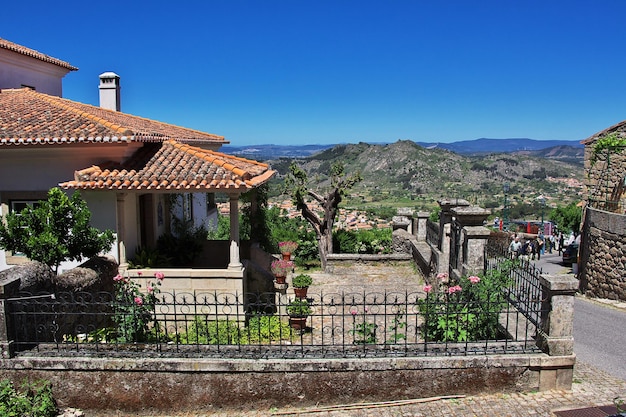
left=591, top=133, right=626, bottom=166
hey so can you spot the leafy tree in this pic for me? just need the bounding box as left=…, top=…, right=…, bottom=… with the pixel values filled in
left=285, top=161, right=362, bottom=269
left=549, top=203, right=582, bottom=233
left=0, top=188, right=115, bottom=273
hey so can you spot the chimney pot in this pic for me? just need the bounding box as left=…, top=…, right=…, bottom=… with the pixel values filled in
left=99, top=72, right=121, bottom=111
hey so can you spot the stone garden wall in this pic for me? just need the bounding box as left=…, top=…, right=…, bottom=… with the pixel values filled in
left=0, top=354, right=573, bottom=413
left=579, top=207, right=626, bottom=301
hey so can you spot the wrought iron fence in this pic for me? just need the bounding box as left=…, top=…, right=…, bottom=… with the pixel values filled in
left=6, top=285, right=543, bottom=359
left=485, top=241, right=544, bottom=330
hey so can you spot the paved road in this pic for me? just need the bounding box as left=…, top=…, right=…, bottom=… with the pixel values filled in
left=574, top=297, right=626, bottom=381
left=533, top=251, right=626, bottom=382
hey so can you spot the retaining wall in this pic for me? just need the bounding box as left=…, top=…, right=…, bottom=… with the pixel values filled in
left=0, top=354, right=574, bottom=414
left=579, top=207, right=626, bottom=300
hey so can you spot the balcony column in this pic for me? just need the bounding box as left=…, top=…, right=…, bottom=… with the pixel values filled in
left=228, top=194, right=243, bottom=270
left=116, top=193, right=127, bottom=268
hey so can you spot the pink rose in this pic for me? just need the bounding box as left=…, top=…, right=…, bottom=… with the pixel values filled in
left=134, top=296, right=143, bottom=305
left=423, top=285, right=433, bottom=293
left=137, top=271, right=143, bottom=276
left=147, top=284, right=154, bottom=293
left=436, top=272, right=449, bottom=283
left=154, top=272, right=165, bottom=281
left=113, top=274, right=124, bottom=282
left=448, top=285, right=462, bottom=294
left=469, top=276, right=481, bottom=284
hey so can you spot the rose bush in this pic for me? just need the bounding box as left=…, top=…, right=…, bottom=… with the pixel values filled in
left=418, top=263, right=514, bottom=342
left=112, top=271, right=164, bottom=342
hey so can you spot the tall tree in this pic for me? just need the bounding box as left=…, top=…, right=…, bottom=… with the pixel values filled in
left=0, top=188, right=115, bottom=273
left=285, top=161, right=362, bottom=268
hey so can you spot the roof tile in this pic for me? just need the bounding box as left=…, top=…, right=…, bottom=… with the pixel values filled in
left=60, top=140, right=275, bottom=192
left=0, top=88, right=225, bottom=145
left=0, top=38, right=78, bottom=71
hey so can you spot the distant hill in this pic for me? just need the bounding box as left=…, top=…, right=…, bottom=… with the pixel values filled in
left=220, top=144, right=334, bottom=160
left=265, top=140, right=584, bottom=210
left=223, top=138, right=583, bottom=160
left=414, top=138, right=583, bottom=155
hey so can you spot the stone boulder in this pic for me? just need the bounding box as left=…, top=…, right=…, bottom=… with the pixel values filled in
left=0, top=261, right=56, bottom=294
left=55, top=255, right=117, bottom=294
left=3, top=256, right=119, bottom=345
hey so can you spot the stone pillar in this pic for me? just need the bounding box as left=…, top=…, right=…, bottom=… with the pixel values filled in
left=228, top=194, right=243, bottom=270
left=395, top=208, right=414, bottom=234
left=439, top=223, right=452, bottom=275
left=536, top=273, right=578, bottom=391
left=451, top=206, right=491, bottom=277
left=392, top=216, right=412, bottom=234
left=438, top=198, right=470, bottom=250
left=0, top=275, right=20, bottom=358
left=538, top=274, right=578, bottom=356
left=451, top=206, right=490, bottom=276
left=414, top=212, right=429, bottom=242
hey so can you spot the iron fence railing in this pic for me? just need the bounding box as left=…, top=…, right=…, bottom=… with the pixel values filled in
left=485, top=241, right=543, bottom=329
left=6, top=285, right=543, bottom=359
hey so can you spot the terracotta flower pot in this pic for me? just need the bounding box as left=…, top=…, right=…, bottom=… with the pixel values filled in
left=288, top=316, right=307, bottom=330
left=282, top=253, right=291, bottom=261
left=274, top=275, right=286, bottom=284
left=293, top=287, right=308, bottom=299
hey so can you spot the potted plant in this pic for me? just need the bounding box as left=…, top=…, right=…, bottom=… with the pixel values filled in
left=286, top=298, right=312, bottom=330
left=278, top=241, right=298, bottom=260
left=292, top=273, right=313, bottom=299
left=271, top=258, right=294, bottom=284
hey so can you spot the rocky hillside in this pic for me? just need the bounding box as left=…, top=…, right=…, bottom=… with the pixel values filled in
left=268, top=140, right=583, bottom=209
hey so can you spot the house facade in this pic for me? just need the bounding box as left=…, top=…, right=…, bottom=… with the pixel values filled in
left=0, top=38, right=275, bottom=276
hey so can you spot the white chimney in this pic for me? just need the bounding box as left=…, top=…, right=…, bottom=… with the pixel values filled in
left=98, top=72, right=121, bottom=111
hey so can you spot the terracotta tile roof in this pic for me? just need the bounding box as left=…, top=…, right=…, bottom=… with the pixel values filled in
left=59, top=140, right=275, bottom=191
left=0, top=38, right=78, bottom=71
left=0, top=88, right=226, bottom=145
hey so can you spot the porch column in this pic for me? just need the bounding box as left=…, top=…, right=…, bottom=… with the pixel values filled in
left=228, top=194, right=243, bottom=270
left=116, top=193, right=127, bottom=268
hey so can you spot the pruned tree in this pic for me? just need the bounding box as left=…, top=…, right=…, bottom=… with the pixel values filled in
left=285, top=161, right=362, bottom=269
left=0, top=187, right=115, bottom=274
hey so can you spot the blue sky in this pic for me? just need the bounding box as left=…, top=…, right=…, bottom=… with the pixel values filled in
left=3, top=1, right=626, bottom=146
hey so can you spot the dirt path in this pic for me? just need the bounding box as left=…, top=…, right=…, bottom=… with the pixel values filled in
left=302, top=261, right=425, bottom=295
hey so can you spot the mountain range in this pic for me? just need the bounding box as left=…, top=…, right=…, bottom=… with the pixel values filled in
left=221, top=138, right=583, bottom=160
left=261, top=139, right=585, bottom=211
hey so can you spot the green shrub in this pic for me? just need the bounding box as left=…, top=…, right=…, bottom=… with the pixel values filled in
left=292, top=274, right=313, bottom=288
left=179, top=317, right=242, bottom=345
left=333, top=229, right=358, bottom=253
left=286, top=299, right=312, bottom=317
left=176, top=315, right=294, bottom=345
left=243, top=315, right=294, bottom=343
left=333, top=228, right=392, bottom=254
left=0, top=379, right=58, bottom=417
left=157, top=216, right=206, bottom=266
left=417, top=261, right=515, bottom=342
left=128, top=246, right=172, bottom=269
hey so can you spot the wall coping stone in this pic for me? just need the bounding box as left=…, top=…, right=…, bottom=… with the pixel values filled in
left=0, top=353, right=557, bottom=373
left=539, top=274, right=579, bottom=293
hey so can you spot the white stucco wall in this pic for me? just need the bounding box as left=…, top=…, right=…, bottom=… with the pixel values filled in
left=0, top=48, right=73, bottom=97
